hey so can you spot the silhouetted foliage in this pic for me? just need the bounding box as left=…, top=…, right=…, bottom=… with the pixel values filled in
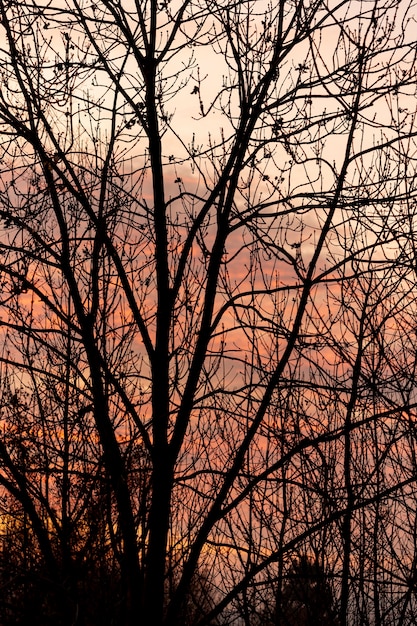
left=275, top=556, right=339, bottom=626
left=0, top=504, right=125, bottom=626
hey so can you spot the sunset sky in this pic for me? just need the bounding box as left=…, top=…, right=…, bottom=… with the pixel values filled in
left=0, top=1, right=417, bottom=625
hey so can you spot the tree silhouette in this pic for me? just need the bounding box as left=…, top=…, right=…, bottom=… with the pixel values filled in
left=276, top=556, right=339, bottom=626
left=0, top=1, right=416, bottom=625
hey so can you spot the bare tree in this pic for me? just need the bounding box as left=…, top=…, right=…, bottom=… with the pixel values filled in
left=0, top=1, right=417, bottom=625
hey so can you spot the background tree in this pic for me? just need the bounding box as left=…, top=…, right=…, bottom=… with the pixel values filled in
left=275, top=555, right=339, bottom=626
left=0, top=1, right=417, bottom=625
